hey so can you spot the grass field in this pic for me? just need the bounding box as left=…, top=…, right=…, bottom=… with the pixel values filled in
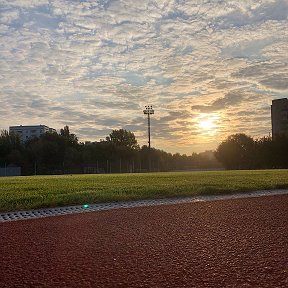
left=1, top=169, right=288, bottom=212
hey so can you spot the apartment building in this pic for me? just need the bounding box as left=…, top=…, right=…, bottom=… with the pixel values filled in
left=271, top=98, right=288, bottom=138
left=9, top=125, right=56, bottom=142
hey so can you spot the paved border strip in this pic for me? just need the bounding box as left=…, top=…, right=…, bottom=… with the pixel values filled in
left=1, top=189, right=288, bottom=222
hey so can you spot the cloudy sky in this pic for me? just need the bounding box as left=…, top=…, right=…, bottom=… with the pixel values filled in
left=0, top=0, right=287, bottom=154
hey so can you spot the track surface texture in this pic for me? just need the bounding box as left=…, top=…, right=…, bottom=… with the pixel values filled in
left=1, top=195, right=288, bottom=288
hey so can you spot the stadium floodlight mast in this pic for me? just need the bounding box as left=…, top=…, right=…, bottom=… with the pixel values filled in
left=143, top=105, right=154, bottom=149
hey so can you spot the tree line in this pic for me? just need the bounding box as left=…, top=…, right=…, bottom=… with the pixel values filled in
left=215, top=133, right=288, bottom=169
left=0, top=126, right=221, bottom=175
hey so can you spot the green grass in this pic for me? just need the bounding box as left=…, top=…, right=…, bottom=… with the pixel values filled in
left=1, top=170, right=288, bottom=212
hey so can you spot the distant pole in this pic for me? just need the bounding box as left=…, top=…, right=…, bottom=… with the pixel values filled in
left=143, top=105, right=154, bottom=148
left=143, top=105, right=155, bottom=171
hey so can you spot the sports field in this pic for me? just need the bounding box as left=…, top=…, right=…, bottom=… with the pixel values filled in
left=1, top=169, right=288, bottom=212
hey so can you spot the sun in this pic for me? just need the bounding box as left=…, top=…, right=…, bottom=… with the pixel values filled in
left=198, top=118, right=216, bottom=130
left=195, top=113, right=220, bottom=136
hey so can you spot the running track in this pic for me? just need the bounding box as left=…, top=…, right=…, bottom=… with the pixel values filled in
left=1, top=194, right=287, bottom=287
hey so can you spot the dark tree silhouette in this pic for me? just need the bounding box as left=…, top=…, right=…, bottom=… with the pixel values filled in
left=0, top=127, right=231, bottom=175
left=0, top=130, right=22, bottom=166
left=215, top=133, right=255, bottom=169
left=60, top=125, right=78, bottom=145
left=106, top=129, right=139, bottom=150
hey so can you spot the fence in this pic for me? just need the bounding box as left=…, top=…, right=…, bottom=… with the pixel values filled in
left=0, top=166, right=21, bottom=177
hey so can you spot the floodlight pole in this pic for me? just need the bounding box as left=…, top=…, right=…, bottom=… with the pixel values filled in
left=143, top=105, right=154, bottom=171
left=148, top=111, right=151, bottom=149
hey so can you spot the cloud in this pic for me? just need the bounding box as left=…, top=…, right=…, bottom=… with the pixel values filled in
left=213, top=0, right=288, bottom=29
left=232, top=62, right=288, bottom=91
left=0, top=0, right=287, bottom=153
left=191, top=91, right=248, bottom=113
left=260, top=75, right=288, bottom=91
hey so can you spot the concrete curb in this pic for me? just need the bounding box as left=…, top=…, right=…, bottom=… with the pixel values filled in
left=1, top=189, right=288, bottom=222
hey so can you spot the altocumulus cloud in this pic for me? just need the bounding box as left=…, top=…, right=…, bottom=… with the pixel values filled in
left=0, top=0, right=287, bottom=154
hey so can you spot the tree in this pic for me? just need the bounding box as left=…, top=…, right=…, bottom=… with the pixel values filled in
left=60, top=125, right=78, bottom=145
left=254, top=136, right=274, bottom=168
left=0, top=130, right=22, bottom=165
left=215, top=133, right=255, bottom=169
left=106, top=129, right=139, bottom=149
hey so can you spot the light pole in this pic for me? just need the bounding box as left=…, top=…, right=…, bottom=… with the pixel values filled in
left=143, top=105, right=154, bottom=171
left=143, top=105, right=154, bottom=148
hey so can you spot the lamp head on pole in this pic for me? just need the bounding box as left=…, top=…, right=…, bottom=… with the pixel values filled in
left=143, top=105, right=154, bottom=115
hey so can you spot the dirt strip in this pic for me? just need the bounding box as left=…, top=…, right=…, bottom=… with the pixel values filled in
left=1, top=194, right=288, bottom=288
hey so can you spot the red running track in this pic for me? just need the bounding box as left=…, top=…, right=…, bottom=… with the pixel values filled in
left=1, top=195, right=288, bottom=288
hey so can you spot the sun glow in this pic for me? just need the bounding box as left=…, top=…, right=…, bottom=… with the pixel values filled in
left=197, top=114, right=220, bottom=135
left=199, top=118, right=216, bottom=130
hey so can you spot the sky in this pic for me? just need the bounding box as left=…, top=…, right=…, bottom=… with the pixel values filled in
left=0, top=0, right=287, bottom=154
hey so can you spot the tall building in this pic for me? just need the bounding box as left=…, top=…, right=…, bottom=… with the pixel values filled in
left=9, top=125, right=56, bottom=142
left=271, top=98, right=288, bottom=138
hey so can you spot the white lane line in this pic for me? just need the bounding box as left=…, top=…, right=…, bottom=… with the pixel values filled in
left=1, top=189, right=288, bottom=222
